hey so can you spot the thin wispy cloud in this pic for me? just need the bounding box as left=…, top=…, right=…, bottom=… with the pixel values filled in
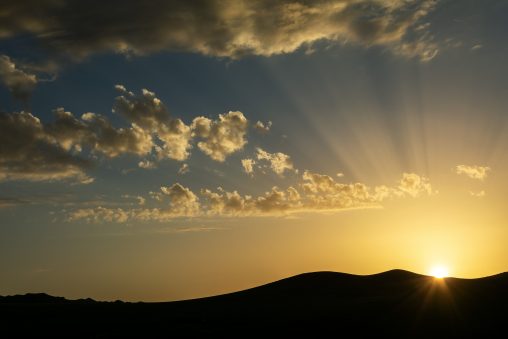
left=455, top=165, right=490, bottom=181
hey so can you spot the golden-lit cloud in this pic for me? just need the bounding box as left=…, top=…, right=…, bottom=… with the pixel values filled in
left=455, top=165, right=490, bottom=181
left=0, top=86, right=256, bottom=183
left=68, top=206, right=130, bottom=223
left=200, top=186, right=302, bottom=216
left=256, top=148, right=295, bottom=176
left=68, top=183, right=201, bottom=223
left=192, top=112, right=249, bottom=162
left=159, top=183, right=200, bottom=217
left=398, top=172, right=433, bottom=197
left=113, top=86, right=192, bottom=161
left=241, top=158, right=256, bottom=176
left=66, top=172, right=434, bottom=222
left=0, top=0, right=439, bottom=62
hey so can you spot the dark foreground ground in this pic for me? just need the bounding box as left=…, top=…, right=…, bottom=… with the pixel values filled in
left=1, top=270, right=507, bottom=337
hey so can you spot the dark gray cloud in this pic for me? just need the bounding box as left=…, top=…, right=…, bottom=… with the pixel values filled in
left=0, top=55, right=38, bottom=101
left=0, top=111, right=93, bottom=183
left=0, top=0, right=439, bottom=61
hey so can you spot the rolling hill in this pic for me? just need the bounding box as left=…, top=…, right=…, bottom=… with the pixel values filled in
left=2, top=270, right=507, bottom=337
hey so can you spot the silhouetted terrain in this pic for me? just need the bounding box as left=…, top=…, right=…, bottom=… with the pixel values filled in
left=2, top=270, right=508, bottom=337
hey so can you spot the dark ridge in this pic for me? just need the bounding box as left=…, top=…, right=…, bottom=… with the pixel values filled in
left=1, top=270, right=508, bottom=337
left=0, top=293, right=97, bottom=304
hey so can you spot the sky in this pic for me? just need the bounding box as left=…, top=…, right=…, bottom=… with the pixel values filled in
left=1, top=0, right=508, bottom=301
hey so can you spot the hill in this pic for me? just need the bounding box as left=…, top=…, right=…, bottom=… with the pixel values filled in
left=2, top=270, right=508, bottom=337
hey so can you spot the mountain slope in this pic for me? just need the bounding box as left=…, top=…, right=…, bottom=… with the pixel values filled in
left=2, top=270, right=508, bottom=337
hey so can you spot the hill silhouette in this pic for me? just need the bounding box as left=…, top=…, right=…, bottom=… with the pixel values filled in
left=2, top=270, right=508, bottom=337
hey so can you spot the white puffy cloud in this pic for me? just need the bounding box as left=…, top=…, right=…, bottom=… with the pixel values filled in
left=0, top=55, right=38, bottom=100
left=192, top=111, right=248, bottom=162
left=256, top=148, right=295, bottom=176
left=456, top=165, right=490, bottom=181
left=0, top=0, right=439, bottom=62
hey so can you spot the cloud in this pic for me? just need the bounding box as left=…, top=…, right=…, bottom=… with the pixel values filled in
left=256, top=148, right=295, bottom=176
left=68, top=182, right=201, bottom=223
left=200, top=186, right=302, bottom=216
left=253, top=120, right=272, bottom=134
left=67, top=206, right=130, bottom=223
left=67, top=171, right=433, bottom=222
left=46, top=108, right=154, bottom=158
left=0, top=86, right=256, bottom=183
left=80, top=112, right=154, bottom=157
left=114, top=87, right=249, bottom=162
left=398, top=172, right=433, bottom=197
left=301, top=171, right=433, bottom=209
left=159, top=183, right=200, bottom=216
left=469, top=190, right=485, bottom=198
left=0, top=111, right=93, bottom=183
left=113, top=86, right=192, bottom=161
left=178, top=163, right=189, bottom=175
left=138, top=159, right=156, bottom=169
left=192, top=111, right=248, bottom=162
left=455, top=165, right=490, bottom=181
left=241, top=158, right=256, bottom=176
left=0, top=0, right=439, bottom=62
left=0, top=55, right=38, bottom=100
left=121, top=194, right=146, bottom=206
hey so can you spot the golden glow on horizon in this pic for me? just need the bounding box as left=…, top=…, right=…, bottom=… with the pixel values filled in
left=430, top=265, right=449, bottom=279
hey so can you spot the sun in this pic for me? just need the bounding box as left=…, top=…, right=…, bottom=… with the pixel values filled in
left=430, top=265, right=449, bottom=279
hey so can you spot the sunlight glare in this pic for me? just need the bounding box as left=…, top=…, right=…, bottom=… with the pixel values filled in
left=430, top=265, right=449, bottom=279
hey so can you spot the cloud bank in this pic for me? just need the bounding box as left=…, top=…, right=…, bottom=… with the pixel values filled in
left=0, top=0, right=439, bottom=62
left=67, top=171, right=434, bottom=222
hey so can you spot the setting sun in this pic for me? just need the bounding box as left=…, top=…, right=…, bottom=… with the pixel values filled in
left=430, top=265, right=449, bottom=279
